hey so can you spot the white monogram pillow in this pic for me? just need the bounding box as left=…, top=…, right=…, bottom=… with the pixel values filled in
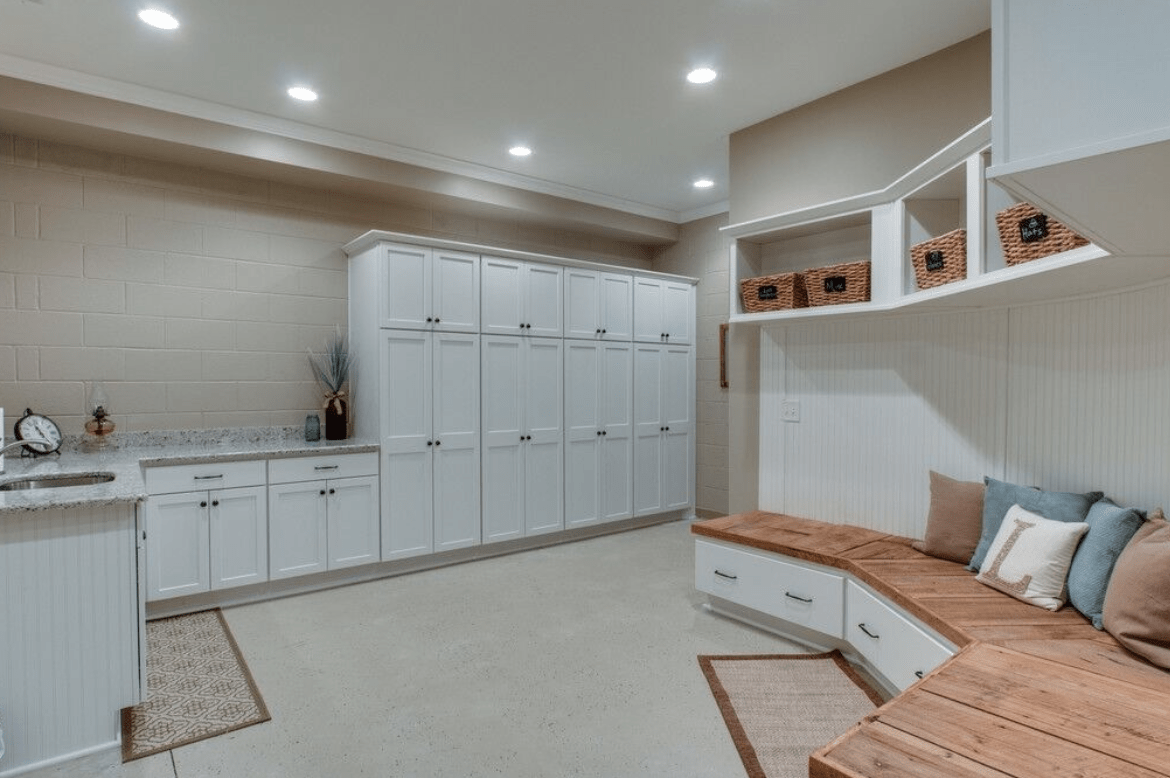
left=976, top=504, right=1089, bottom=610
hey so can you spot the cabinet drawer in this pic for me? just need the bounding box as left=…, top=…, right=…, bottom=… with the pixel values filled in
left=267, top=452, right=378, bottom=484
left=695, top=540, right=844, bottom=638
left=144, top=459, right=266, bottom=495
left=845, top=581, right=954, bottom=691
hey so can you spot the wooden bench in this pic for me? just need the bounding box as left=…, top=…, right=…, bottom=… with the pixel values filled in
left=693, top=511, right=1170, bottom=778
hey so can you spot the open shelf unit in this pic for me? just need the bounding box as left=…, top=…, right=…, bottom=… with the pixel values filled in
left=723, top=119, right=1170, bottom=325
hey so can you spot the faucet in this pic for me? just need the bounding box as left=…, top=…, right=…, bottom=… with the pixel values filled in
left=0, top=438, right=52, bottom=474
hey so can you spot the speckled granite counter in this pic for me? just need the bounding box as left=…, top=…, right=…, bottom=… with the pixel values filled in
left=0, top=427, right=378, bottom=514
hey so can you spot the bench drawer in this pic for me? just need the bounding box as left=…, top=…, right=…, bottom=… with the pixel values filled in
left=267, top=452, right=379, bottom=484
left=696, top=539, right=844, bottom=638
left=144, top=459, right=267, bottom=494
left=846, top=580, right=954, bottom=691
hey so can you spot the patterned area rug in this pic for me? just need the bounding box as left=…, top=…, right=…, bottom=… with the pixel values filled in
left=698, top=651, right=884, bottom=778
left=122, top=609, right=270, bottom=761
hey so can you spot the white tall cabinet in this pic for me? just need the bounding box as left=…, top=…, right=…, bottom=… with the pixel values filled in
left=347, top=231, right=697, bottom=565
left=481, top=335, right=564, bottom=542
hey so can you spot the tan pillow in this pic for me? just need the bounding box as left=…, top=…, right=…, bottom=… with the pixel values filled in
left=1103, top=510, right=1170, bottom=669
left=912, top=471, right=985, bottom=564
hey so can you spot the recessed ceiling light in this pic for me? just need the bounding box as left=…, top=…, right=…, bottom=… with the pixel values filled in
left=138, top=8, right=179, bottom=30
left=287, top=86, right=319, bottom=102
left=693, top=178, right=715, bottom=189
left=686, top=68, right=718, bottom=85
left=509, top=146, right=532, bottom=157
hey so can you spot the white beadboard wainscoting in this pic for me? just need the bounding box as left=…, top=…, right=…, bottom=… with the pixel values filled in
left=0, top=504, right=142, bottom=776
left=758, top=279, right=1170, bottom=539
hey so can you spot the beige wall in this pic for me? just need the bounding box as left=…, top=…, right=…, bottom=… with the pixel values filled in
left=729, top=32, right=991, bottom=224
left=0, top=133, right=653, bottom=434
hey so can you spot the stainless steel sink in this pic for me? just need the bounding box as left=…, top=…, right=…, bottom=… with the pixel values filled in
left=0, top=473, right=116, bottom=491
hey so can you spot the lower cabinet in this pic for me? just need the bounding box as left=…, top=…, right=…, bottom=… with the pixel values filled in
left=844, top=580, right=954, bottom=690
left=633, top=343, right=693, bottom=515
left=268, top=453, right=380, bottom=579
left=145, top=475, right=268, bottom=600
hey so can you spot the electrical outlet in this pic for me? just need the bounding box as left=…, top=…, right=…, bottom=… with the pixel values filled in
left=781, top=400, right=800, bottom=423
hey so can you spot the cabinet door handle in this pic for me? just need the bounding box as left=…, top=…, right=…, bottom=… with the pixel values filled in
left=314, top=465, right=339, bottom=471
left=426, top=440, right=432, bottom=446
left=200, top=501, right=208, bottom=508
left=601, top=430, right=607, bottom=436
left=194, top=474, right=224, bottom=481
left=784, top=592, right=813, bottom=604
left=211, top=500, right=219, bottom=507
left=858, top=623, right=880, bottom=640
left=434, top=317, right=440, bottom=324
left=320, top=489, right=326, bottom=495
left=914, top=670, right=925, bottom=679
left=596, top=328, right=602, bottom=334
left=426, top=317, right=433, bottom=323
left=434, top=440, right=441, bottom=446
left=596, top=430, right=602, bottom=436
left=601, top=329, right=606, bottom=334
left=714, top=569, right=737, bottom=581
left=328, top=488, right=335, bottom=495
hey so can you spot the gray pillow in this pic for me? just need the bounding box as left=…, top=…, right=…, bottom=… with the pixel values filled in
left=1067, top=499, right=1146, bottom=629
left=968, top=477, right=1103, bottom=571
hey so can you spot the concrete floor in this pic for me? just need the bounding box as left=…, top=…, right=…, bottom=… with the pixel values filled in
left=33, top=520, right=803, bottom=777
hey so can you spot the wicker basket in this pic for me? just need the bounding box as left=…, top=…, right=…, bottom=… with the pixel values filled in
left=740, top=272, right=808, bottom=313
left=910, top=228, right=967, bottom=290
left=995, top=203, right=1090, bottom=265
left=804, top=261, right=871, bottom=306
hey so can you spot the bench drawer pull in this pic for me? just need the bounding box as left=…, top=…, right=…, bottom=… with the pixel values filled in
left=915, top=670, right=925, bottom=679
left=714, top=569, right=738, bottom=581
left=784, top=592, right=813, bottom=604
left=858, top=623, right=880, bottom=640
left=193, top=474, right=224, bottom=481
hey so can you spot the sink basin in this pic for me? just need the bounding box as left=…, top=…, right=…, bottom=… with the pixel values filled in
left=0, top=473, right=116, bottom=491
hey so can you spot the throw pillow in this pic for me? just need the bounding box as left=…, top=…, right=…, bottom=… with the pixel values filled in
left=1067, top=499, right=1147, bottom=629
left=968, top=478, right=1102, bottom=571
left=911, top=471, right=985, bottom=564
left=975, top=504, right=1089, bottom=611
left=1102, top=513, right=1170, bottom=669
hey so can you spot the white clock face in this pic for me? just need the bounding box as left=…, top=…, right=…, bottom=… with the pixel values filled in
left=17, top=413, right=62, bottom=454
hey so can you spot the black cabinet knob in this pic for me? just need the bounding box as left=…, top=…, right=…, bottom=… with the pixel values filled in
left=319, top=489, right=326, bottom=495
left=596, top=430, right=602, bottom=436
left=601, top=329, right=606, bottom=334
left=426, top=440, right=433, bottom=446
left=596, top=328, right=601, bottom=334
left=212, top=500, right=219, bottom=507
left=434, top=318, right=440, bottom=323
left=435, top=440, right=441, bottom=446
left=329, top=488, right=335, bottom=495
left=602, top=430, right=607, bottom=436
left=200, top=501, right=207, bottom=508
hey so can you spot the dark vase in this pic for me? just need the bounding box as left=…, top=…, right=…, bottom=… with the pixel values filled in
left=324, top=397, right=348, bottom=440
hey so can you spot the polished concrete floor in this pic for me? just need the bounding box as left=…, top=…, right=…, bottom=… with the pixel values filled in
left=35, top=520, right=802, bottom=777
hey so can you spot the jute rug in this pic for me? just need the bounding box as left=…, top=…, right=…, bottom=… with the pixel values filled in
left=121, top=609, right=270, bottom=761
left=698, top=651, right=884, bottom=778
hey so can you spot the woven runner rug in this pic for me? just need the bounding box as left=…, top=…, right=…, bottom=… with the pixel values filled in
left=121, top=609, right=270, bottom=761
left=698, top=651, right=884, bottom=778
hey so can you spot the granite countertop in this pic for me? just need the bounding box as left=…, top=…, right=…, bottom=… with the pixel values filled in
left=0, top=427, right=378, bottom=515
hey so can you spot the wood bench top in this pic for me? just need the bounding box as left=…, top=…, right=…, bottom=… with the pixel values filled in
left=692, top=511, right=1170, bottom=778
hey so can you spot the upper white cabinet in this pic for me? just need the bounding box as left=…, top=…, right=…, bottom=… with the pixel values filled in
left=633, top=276, right=694, bottom=344
left=380, top=330, right=481, bottom=559
left=564, top=269, right=633, bottom=341
left=988, top=0, right=1170, bottom=257
left=564, top=340, right=634, bottom=527
left=378, top=243, right=479, bottom=332
left=481, top=336, right=564, bottom=542
left=481, top=257, right=563, bottom=337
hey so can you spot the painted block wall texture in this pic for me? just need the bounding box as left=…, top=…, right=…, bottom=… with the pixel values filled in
left=0, top=133, right=652, bottom=433
left=759, top=281, right=1170, bottom=539
left=653, top=213, right=731, bottom=515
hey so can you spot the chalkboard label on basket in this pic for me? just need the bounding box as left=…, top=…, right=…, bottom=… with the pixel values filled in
left=757, top=284, right=779, bottom=301
left=1018, top=214, right=1049, bottom=243
left=925, top=250, right=946, bottom=272
left=824, top=276, right=847, bottom=293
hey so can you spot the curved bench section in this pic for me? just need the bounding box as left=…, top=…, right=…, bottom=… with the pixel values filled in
left=693, top=511, right=1170, bottom=778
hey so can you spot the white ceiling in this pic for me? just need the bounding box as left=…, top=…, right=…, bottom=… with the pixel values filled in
left=0, top=0, right=990, bottom=224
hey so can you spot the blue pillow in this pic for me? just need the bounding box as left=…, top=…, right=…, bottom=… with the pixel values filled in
left=1067, top=499, right=1146, bottom=629
left=968, top=477, right=1103, bottom=571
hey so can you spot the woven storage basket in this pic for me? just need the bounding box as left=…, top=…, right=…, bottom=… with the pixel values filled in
left=740, top=272, right=808, bottom=313
left=804, top=260, right=871, bottom=306
left=995, top=203, right=1090, bottom=265
left=910, top=228, right=967, bottom=290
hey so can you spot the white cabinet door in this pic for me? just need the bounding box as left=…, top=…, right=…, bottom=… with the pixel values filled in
left=481, top=257, right=525, bottom=335
left=525, top=263, right=563, bottom=337
left=633, top=276, right=665, bottom=343
left=327, top=475, right=380, bottom=569
left=524, top=337, right=563, bottom=535
left=268, top=481, right=328, bottom=579
left=382, top=243, right=431, bottom=329
left=432, top=249, right=479, bottom=332
left=599, top=342, right=633, bottom=521
left=209, top=485, right=267, bottom=590
left=564, top=341, right=602, bottom=527
left=564, top=269, right=601, bottom=340
left=145, top=491, right=210, bottom=600
left=381, top=330, right=434, bottom=559
left=432, top=333, right=481, bottom=551
left=632, top=344, right=665, bottom=515
left=634, top=276, right=693, bottom=344
left=599, top=272, right=633, bottom=341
